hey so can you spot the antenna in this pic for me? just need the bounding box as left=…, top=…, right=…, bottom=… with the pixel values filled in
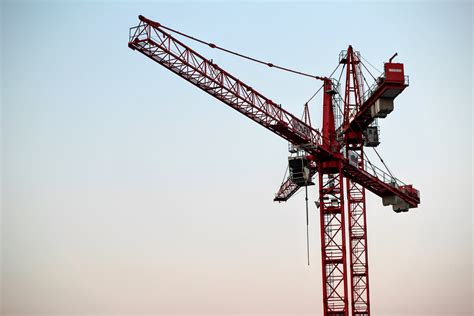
left=389, top=52, right=398, bottom=63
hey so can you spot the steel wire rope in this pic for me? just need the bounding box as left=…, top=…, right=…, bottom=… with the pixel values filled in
left=359, top=61, right=376, bottom=100
left=333, top=62, right=397, bottom=183
left=304, top=63, right=342, bottom=105
left=152, top=19, right=333, bottom=151
left=305, top=185, right=310, bottom=266
left=359, top=61, right=378, bottom=82
left=154, top=22, right=325, bottom=80
left=280, top=165, right=289, bottom=186
left=360, top=55, right=382, bottom=75
left=372, top=147, right=394, bottom=179
left=150, top=19, right=402, bottom=196
left=302, top=63, right=345, bottom=147
left=146, top=19, right=357, bottom=156
left=362, top=151, right=379, bottom=178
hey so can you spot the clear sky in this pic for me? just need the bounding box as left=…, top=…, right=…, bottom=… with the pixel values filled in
left=1, top=1, right=472, bottom=315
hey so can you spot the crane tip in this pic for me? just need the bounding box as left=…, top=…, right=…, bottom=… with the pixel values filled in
left=138, top=15, right=161, bottom=27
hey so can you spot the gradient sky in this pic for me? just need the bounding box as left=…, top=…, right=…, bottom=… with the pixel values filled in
left=1, top=1, right=472, bottom=315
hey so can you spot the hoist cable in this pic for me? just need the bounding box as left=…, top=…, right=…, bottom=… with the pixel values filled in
left=305, top=185, right=310, bottom=266
left=280, top=165, right=289, bottom=187
left=155, top=22, right=325, bottom=80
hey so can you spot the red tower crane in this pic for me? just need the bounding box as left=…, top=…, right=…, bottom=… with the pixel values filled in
left=128, top=16, right=420, bottom=316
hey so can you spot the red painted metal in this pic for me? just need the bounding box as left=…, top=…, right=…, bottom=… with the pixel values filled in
left=346, top=163, right=371, bottom=315
left=384, top=63, right=405, bottom=82
left=342, top=46, right=362, bottom=132
left=318, top=163, right=349, bottom=316
left=303, top=102, right=312, bottom=127
left=318, top=80, right=349, bottom=315
left=322, top=78, right=338, bottom=152
left=345, top=144, right=371, bottom=316
left=128, top=16, right=321, bottom=149
left=274, top=168, right=316, bottom=202
left=274, top=176, right=304, bottom=202
left=128, top=16, right=421, bottom=316
left=345, top=65, right=408, bottom=134
left=128, top=16, right=419, bottom=208
left=341, top=47, right=371, bottom=315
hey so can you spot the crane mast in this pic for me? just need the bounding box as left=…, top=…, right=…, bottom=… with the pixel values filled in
left=128, top=16, right=420, bottom=316
left=317, top=78, right=349, bottom=314
left=341, top=46, right=370, bottom=315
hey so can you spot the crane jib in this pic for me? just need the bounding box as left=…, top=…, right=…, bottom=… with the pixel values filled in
left=128, top=16, right=419, bottom=209
left=129, top=21, right=321, bottom=146
left=129, top=15, right=421, bottom=316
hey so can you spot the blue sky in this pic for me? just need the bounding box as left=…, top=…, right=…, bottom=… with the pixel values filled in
left=1, top=1, right=472, bottom=315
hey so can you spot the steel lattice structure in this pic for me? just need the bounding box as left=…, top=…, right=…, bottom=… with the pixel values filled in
left=342, top=46, right=371, bottom=315
left=128, top=15, right=421, bottom=316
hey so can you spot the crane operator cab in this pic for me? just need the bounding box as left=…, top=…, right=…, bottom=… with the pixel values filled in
left=288, top=156, right=314, bottom=186
left=364, top=126, right=380, bottom=147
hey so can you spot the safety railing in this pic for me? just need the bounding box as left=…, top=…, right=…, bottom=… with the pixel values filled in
left=343, top=147, right=407, bottom=189
left=363, top=159, right=407, bottom=188
left=362, top=74, right=410, bottom=103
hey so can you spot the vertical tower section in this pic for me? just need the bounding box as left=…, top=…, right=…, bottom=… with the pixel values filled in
left=318, top=79, right=349, bottom=316
left=318, top=164, right=349, bottom=316
left=341, top=46, right=371, bottom=315
left=342, top=46, right=362, bottom=129
left=346, top=146, right=370, bottom=315
left=322, top=78, right=338, bottom=151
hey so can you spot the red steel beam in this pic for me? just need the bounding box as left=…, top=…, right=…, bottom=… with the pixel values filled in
left=345, top=77, right=407, bottom=133
left=341, top=47, right=371, bottom=315
left=128, top=16, right=420, bottom=207
left=129, top=16, right=321, bottom=149
left=318, top=164, right=349, bottom=316
left=128, top=15, right=420, bottom=316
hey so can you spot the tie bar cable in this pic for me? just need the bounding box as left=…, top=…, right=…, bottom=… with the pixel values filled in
left=151, top=19, right=325, bottom=81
